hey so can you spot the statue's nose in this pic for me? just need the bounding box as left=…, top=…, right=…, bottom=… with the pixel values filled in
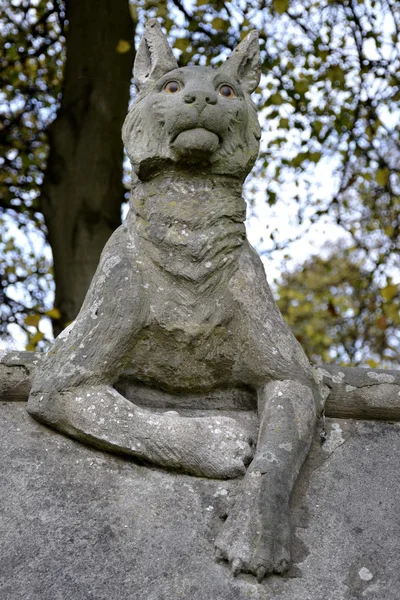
left=184, top=90, right=217, bottom=111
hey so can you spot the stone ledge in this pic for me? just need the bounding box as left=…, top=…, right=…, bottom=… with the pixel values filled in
left=2, top=352, right=400, bottom=422
left=0, top=351, right=41, bottom=402
left=316, top=364, right=400, bottom=421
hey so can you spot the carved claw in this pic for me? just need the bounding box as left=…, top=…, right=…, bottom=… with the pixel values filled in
left=257, top=566, right=267, bottom=583
left=249, top=432, right=257, bottom=448
left=215, top=547, right=225, bottom=561
left=274, top=559, right=289, bottom=574
left=232, top=558, right=243, bottom=577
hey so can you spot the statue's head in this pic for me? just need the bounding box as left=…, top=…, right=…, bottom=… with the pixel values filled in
left=122, top=19, right=261, bottom=181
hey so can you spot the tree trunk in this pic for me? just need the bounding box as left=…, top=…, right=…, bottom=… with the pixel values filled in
left=41, top=0, right=135, bottom=335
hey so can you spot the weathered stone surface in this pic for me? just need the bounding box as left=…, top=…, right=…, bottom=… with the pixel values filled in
left=1, top=403, right=399, bottom=599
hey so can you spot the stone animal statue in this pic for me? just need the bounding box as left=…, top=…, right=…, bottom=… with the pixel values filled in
left=27, top=20, right=324, bottom=581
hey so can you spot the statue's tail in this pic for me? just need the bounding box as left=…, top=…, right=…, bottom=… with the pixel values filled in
left=1, top=351, right=399, bottom=422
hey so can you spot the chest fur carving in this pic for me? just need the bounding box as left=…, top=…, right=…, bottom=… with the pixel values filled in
left=130, top=173, right=246, bottom=284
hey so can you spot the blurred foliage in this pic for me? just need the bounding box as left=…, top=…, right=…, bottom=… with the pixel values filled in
left=0, top=0, right=64, bottom=349
left=0, top=216, right=55, bottom=349
left=276, top=242, right=400, bottom=367
left=0, top=0, right=399, bottom=363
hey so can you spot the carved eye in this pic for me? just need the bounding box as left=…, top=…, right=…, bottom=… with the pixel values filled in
left=218, top=84, right=235, bottom=98
left=164, top=81, right=181, bottom=94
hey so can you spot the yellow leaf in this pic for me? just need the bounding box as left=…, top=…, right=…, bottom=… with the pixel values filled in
left=31, top=331, right=45, bottom=345
left=24, top=314, right=41, bottom=328
left=45, top=308, right=61, bottom=320
left=367, top=359, right=378, bottom=368
left=25, top=343, right=36, bottom=352
left=116, top=40, right=131, bottom=54
left=273, top=0, right=289, bottom=14
left=375, top=168, right=390, bottom=186
left=381, top=283, right=398, bottom=301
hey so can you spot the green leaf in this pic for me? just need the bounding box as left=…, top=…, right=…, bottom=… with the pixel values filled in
left=174, top=38, right=190, bottom=52
left=268, top=93, right=284, bottom=105
left=273, top=0, right=289, bottom=14
left=211, top=18, right=228, bottom=31
left=294, top=79, right=308, bottom=94
left=327, top=65, right=345, bottom=85
left=129, top=4, right=138, bottom=21
left=317, top=49, right=329, bottom=61
left=375, top=168, right=390, bottom=186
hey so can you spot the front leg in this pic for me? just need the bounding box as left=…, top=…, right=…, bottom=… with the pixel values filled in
left=215, top=379, right=316, bottom=580
left=29, top=385, right=255, bottom=479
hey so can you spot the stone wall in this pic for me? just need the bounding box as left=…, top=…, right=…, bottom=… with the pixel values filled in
left=1, top=400, right=399, bottom=599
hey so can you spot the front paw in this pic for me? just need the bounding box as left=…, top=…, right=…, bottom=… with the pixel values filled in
left=136, top=411, right=255, bottom=479
left=175, top=415, right=255, bottom=479
left=214, top=471, right=291, bottom=581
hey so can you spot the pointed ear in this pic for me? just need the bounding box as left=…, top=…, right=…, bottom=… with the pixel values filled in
left=219, top=31, right=261, bottom=94
left=134, top=19, right=179, bottom=92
